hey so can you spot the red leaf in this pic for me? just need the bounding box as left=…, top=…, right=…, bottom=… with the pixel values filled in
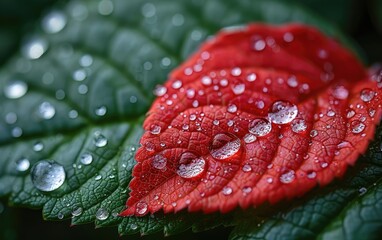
left=121, top=24, right=382, bottom=217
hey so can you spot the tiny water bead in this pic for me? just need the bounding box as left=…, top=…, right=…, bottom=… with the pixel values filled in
left=33, top=142, right=44, bottom=152
left=222, top=186, right=233, bottom=195
left=360, top=88, right=375, bottom=102
left=80, top=153, right=93, bottom=165
left=242, top=164, right=252, bottom=172
left=209, top=133, right=241, bottom=160
left=42, top=11, right=67, bottom=34
left=149, top=124, right=161, bottom=135
left=96, top=208, right=109, bottom=220
left=154, top=85, right=167, bottom=96
left=306, top=171, right=317, bottom=179
left=22, top=38, right=48, bottom=59
left=135, top=201, right=148, bottom=215
left=268, top=100, right=298, bottom=124
left=12, top=127, right=23, bottom=138
left=16, top=158, right=30, bottom=172
left=4, top=80, right=28, bottom=99
left=253, top=39, right=266, bottom=51
left=231, top=83, right=245, bottom=95
left=248, top=118, right=272, bottom=137
left=227, top=104, right=238, bottom=113
left=176, top=152, right=206, bottom=179
left=243, top=133, right=257, bottom=143
left=93, top=131, right=108, bottom=147
left=71, top=207, right=83, bottom=217
left=95, top=106, right=107, bottom=116
left=151, top=154, right=167, bottom=170
left=38, top=102, right=56, bottom=119
left=333, top=85, right=349, bottom=100
left=310, top=129, right=318, bottom=138
left=350, top=120, right=366, bottom=134
left=5, top=112, right=17, bottom=124
left=291, top=119, right=307, bottom=133
left=246, top=73, right=257, bottom=82
left=31, top=160, right=66, bottom=192
left=73, top=69, right=86, bottom=81
left=279, top=170, right=295, bottom=184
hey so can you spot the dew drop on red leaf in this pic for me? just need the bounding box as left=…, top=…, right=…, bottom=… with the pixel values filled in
left=120, top=24, right=382, bottom=217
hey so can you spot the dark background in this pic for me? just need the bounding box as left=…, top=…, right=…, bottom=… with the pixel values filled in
left=0, top=0, right=381, bottom=239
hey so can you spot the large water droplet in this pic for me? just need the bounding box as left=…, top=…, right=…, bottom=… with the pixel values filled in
left=360, top=88, right=375, bottom=102
left=269, top=101, right=298, bottom=124
left=176, top=152, right=206, bottom=179
left=248, top=118, right=272, bottom=137
left=93, top=131, right=108, bottom=147
left=209, top=133, right=241, bottom=160
left=291, top=119, right=307, bottom=133
left=22, top=38, right=48, bottom=59
left=279, top=170, right=295, bottom=184
left=42, top=11, right=67, bottom=33
left=151, top=154, right=167, bottom=170
left=16, top=158, right=30, bottom=172
left=80, top=153, right=93, bottom=165
left=4, top=80, right=28, bottom=99
left=135, top=201, right=148, bottom=215
left=96, top=208, right=109, bottom=220
left=31, top=160, right=66, bottom=192
left=38, top=102, right=56, bottom=119
left=350, top=120, right=365, bottom=134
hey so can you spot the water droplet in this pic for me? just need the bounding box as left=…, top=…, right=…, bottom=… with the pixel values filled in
left=33, top=142, right=44, bottom=152
left=96, top=208, right=109, bottom=220
left=172, top=13, right=184, bottom=26
left=242, top=164, right=252, bottom=172
left=269, top=101, right=298, bottom=124
left=246, top=73, right=257, bottom=82
left=93, top=131, right=108, bottom=147
left=95, top=174, right=102, bottom=180
left=327, top=110, right=336, bottom=117
left=42, top=11, right=67, bottom=33
left=4, top=80, right=28, bottom=99
left=22, top=38, right=48, bottom=59
left=346, top=109, right=356, bottom=118
left=154, top=85, right=167, bottom=96
left=152, top=154, right=167, bottom=170
left=5, top=112, right=17, bottom=124
left=68, top=110, right=78, bottom=119
left=73, top=69, right=86, bottom=81
left=172, top=80, right=182, bottom=89
left=135, top=201, right=148, bottom=215
left=31, top=160, right=66, bottom=192
left=287, top=76, right=298, bottom=88
left=333, top=86, right=349, bottom=100
left=79, top=54, right=93, bottom=67
left=266, top=177, right=273, bottom=183
left=209, top=133, right=241, bottom=160
left=95, top=106, right=107, bottom=116
left=253, top=39, right=266, bottom=51
left=149, top=124, right=161, bottom=135
left=320, top=162, right=328, bottom=168
left=38, top=102, right=56, bottom=119
left=16, top=158, right=30, bottom=172
left=176, top=152, right=206, bottom=179
left=98, top=0, right=114, bottom=15
left=358, top=187, right=367, bottom=196
left=242, top=186, right=252, bottom=194
left=310, top=129, right=318, bottom=138
left=71, top=207, right=83, bottom=217
left=291, top=119, right=307, bottom=133
left=227, top=104, right=238, bottom=113
left=360, top=88, right=375, bottom=102
left=231, top=83, right=245, bottom=95
left=78, top=84, right=88, bottom=94
left=248, top=118, right=272, bottom=137
left=231, top=67, right=242, bottom=76
left=130, top=223, right=138, bottom=230
left=57, top=212, right=64, bottom=219
left=283, top=32, right=294, bottom=42
left=307, top=171, right=316, bottom=179
left=222, top=186, right=233, bottom=195
left=243, top=133, right=257, bottom=143
left=12, top=127, right=23, bottom=138
left=279, top=170, right=295, bottom=184
left=201, top=76, right=212, bottom=86
left=80, top=153, right=93, bottom=165
left=55, top=89, right=65, bottom=100
left=351, top=120, right=365, bottom=134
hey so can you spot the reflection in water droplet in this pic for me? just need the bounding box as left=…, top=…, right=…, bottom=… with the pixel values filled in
left=38, top=102, right=56, bottom=119
left=269, top=101, right=298, bottom=124
left=98, top=0, right=114, bottom=15
left=291, top=119, right=307, bottom=133
left=152, top=154, right=167, bottom=170
left=96, top=208, right=109, bottom=220
left=42, top=11, right=67, bottom=33
left=31, top=160, right=66, bottom=192
left=95, top=106, right=107, bottom=116
left=350, top=120, right=365, bottom=134
left=4, top=80, right=28, bottom=99
left=80, top=153, right=93, bottom=165
left=222, top=186, right=233, bottom=195
left=209, top=133, right=241, bottom=160
left=248, top=118, right=272, bottom=137
left=22, top=38, right=48, bottom=59
left=176, top=152, right=206, bottom=179
left=93, top=131, right=108, bottom=147
left=360, top=88, right=375, bottom=102
left=135, top=201, right=148, bottom=215
left=33, top=142, right=44, bottom=152
left=72, top=207, right=83, bottom=217
left=16, top=158, right=30, bottom=172
left=279, top=170, right=295, bottom=184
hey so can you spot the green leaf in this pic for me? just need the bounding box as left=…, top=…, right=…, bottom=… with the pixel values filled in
left=0, top=0, right=377, bottom=238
